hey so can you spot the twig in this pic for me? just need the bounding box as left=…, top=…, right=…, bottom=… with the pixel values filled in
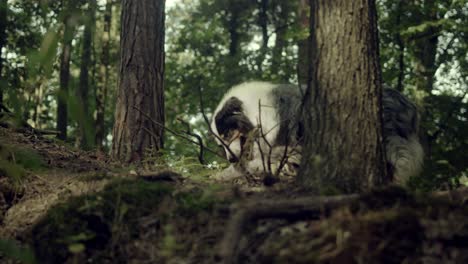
left=197, top=82, right=239, bottom=162
left=257, top=99, right=273, bottom=174
left=177, top=117, right=206, bottom=164
left=133, top=106, right=225, bottom=160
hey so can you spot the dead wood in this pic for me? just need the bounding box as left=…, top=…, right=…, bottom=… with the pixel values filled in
left=137, top=170, right=183, bottom=182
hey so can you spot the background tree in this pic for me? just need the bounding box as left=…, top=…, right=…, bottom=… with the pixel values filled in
left=111, top=0, right=166, bottom=162
left=57, top=3, right=77, bottom=140
left=95, top=0, right=113, bottom=150
left=77, top=0, right=96, bottom=149
left=0, top=0, right=6, bottom=106
left=298, top=0, right=387, bottom=193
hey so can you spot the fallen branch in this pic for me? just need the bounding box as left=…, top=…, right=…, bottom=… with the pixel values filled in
left=137, top=170, right=183, bottom=182
left=0, top=120, right=60, bottom=135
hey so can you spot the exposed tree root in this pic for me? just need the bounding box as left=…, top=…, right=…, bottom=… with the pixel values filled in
left=217, top=193, right=359, bottom=263
left=217, top=186, right=468, bottom=263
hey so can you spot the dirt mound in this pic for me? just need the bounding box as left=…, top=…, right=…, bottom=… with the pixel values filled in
left=0, top=127, right=113, bottom=239
left=0, top=126, right=110, bottom=173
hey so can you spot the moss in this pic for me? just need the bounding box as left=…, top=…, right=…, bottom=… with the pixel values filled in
left=31, top=179, right=173, bottom=264
left=0, top=144, right=44, bottom=186
left=30, top=178, right=232, bottom=263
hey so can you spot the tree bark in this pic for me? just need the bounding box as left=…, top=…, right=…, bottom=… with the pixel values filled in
left=227, top=0, right=240, bottom=58
left=298, top=0, right=387, bottom=193
left=77, top=0, right=96, bottom=149
left=271, top=1, right=290, bottom=82
left=394, top=0, right=405, bottom=92
left=57, top=14, right=74, bottom=140
left=95, top=0, right=112, bottom=150
left=256, top=0, right=269, bottom=72
left=297, top=0, right=309, bottom=86
left=0, top=0, right=7, bottom=106
left=111, top=0, right=165, bottom=163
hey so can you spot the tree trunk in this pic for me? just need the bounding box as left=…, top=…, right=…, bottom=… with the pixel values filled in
left=394, top=0, right=405, bottom=92
left=0, top=0, right=7, bottom=106
left=111, top=0, right=165, bottom=163
left=256, top=0, right=269, bottom=72
left=298, top=0, right=387, bottom=193
left=297, top=0, right=309, bottom=86
left=57, top=15, right=74, bottom=140
left=77, top=0, right=96, bottom=149
left=224, top=0, right=243, bottom=86
left=95, top=0, right=112, bottom=150
left=271, top=1, right=289, bottom=82
left=227, top=1, right=240, bottom=58
left=409, top=2, right=441, bottom=162
left=413, top=19, right=438, bottom=94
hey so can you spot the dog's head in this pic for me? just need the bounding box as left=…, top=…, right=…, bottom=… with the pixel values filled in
left=211, top=97, right=254, bottom=163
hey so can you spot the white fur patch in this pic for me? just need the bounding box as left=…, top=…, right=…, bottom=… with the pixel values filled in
left=386, top=135, right=424, bottom=184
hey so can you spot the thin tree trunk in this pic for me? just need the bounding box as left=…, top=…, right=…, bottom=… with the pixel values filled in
left=394, top=0, right=405, bottom=92
left=225, top=0, right=242, bottom=86
left=77, top=0, right=96, bottom=149
left=95, top=0, right=112, bottom=150
left=271, top=1, right=289, bottom=81
left=0, top=0, right=7, bottom=106
left=256, top=0, right=269, bottom=72
left=298, top=0, right=387, bottom=193
left=227, top=2, right=239, bottom=57
left=111, top=0, right=165, bottom=162
left=57, top=15, right=74, bottom=140
left=297, top=0, right=309, bottom=86
left=411, top=2, right=440, bottom=162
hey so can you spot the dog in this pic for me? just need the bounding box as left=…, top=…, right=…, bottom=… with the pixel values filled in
left=210, top=81, right=423, bottom=184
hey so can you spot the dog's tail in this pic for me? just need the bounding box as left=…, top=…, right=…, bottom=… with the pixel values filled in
left=386, top=134, right=424, bottom=184
left=382, top=87, right=424, bottom=184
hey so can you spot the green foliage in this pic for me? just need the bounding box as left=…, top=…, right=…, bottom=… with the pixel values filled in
left=0, top=0, right=466, bottom=190
left=174, top=184, right=226, bottom=216
left=378, top=0, right=468, bottom=190
left=0, top=239, right=37, bottom=264
left=31, top=179, right=173, bottom=263
left=30, top=177, right=231, bottom=263
left=0, top=144, right=44, bottom=186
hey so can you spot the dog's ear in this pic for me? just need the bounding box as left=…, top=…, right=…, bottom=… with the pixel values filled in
left=214, top=97, right=244, bottom=135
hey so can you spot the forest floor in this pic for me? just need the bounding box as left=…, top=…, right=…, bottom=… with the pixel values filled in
left=1, top=126, right=468, bottom=264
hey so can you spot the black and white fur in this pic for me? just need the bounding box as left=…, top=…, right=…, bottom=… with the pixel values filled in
left=211, top=81, right=423, bottom=184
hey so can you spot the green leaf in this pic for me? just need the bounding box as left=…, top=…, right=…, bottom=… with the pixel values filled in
left=68, top=243, right=86, bottom=254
